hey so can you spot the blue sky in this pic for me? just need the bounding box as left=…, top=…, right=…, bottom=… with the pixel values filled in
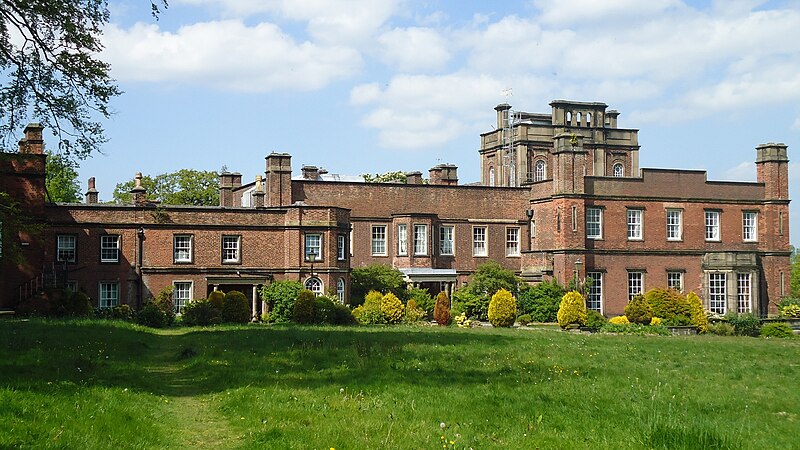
left=70, top=0, right=800, bottom=241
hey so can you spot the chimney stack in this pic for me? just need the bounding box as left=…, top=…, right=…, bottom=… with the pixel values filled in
left=302, top=165, right=320, bottom=180
left=252, top=175, right=266, bottom=208
left=428, top=164, right=458, bottom=186
left=130, top=172, right=148, bottom=206
left=405, top=171, right=423, bottom=184
left=85, top=177, right=99, bottom=204
left=18, top=123, right=44, bottom=154
left=219, top=172, right=242, bottom=207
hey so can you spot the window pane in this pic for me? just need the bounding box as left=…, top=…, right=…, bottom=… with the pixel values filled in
left=99, top=282, right=119, bottom=308
left=305, top=234, right=321, bottom=261
left=173, top=282, right=192, bottom=313
left=337, top=278, right=345, bottom=303
left=627, top=210, right=642, bottom=239
left=667, top=271, right=683, bottom=291
left=222, top=236, right=240, bottom=262
left=414, top=225, right=427, bottom=255
left=57, top=235, right=76, bottom=262
left=586, top=272, right=602, bottom=312
left=742, top=212, right=757, bottom=241
left=666, top=210, right=682, bottom=240
left=398, top=225, right=407, bottom=255
left=174, top=235, right=192, bottom=262
left=709, top=273, right=726, bottom=314
left=506, top=227, right=519, bottom=256
left=705, top=211, right=720, bottom=241
left=586, top=208, right=602, bottom=238
left=100, top=235, right=119, bottom=262
left=737, top=273, right=751, bottom=313
left=439, top=226, right=454, bottom=255
left=305, top=277, right=323, bottom=296
left=371, top=226, right=387, bottom=256
left=337, top=235, right=346, bottom=260
left=628, top=272, right=643, bottom=300
left=473, top=227, right=487, bottom=256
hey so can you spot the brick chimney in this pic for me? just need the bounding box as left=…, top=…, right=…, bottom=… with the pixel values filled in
left=302, top=165, right=320, bottom=180
left=219, top=172, right=242, bottom=207
left=265, top=153, right=292, bottom=207
left=552, top=133, right=587, bottom=195
left=130, top=172, right=148, bottom=206
left=405, top=171, right=423, bottom=184
left=18, top=123, right=44, bottom=154
left=429, top=164, right=458, bottom=186
left=756, top=142, right=789, bottom=200
left=85, top=177, right=99, bottom=204
left=252, top=175, right=265, bottom=208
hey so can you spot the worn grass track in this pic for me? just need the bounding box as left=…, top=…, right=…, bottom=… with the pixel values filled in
left=0, top=318, right=798, bottom=449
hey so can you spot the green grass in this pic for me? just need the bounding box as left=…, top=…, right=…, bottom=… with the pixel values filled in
left=1, top=319, right=798, bottom=449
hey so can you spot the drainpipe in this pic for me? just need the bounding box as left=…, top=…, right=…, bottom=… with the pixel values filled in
left=136, top=227, right=145, bottom=308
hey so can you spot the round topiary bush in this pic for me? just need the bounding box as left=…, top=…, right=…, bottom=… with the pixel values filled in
left=488, top=288, right=516, bottom=327
left=585, top=310, right=607, bottom=331
left=208, top=290, right=225, bottom=310
left=557, top=291, right=587, bottom=329
left=292, top=289, right=317, bottom=324
left=760, top=322, right=794, bottom=338
left=433, top=291, right=451, bottom=326
left=182, top=299, right=222, bottom=326
left=624, top=294, right=652, bottom=325
left=609, top=315, right=630, bottom=325
left=686, top=291, right=709, bottom=333
left=516, top=313, right=532, bottom=326
left=644, top=288, right=691, bottom=325
left=222, top=290, right=251, bottom=324
left=381, top=292, right=405, bottom=324
left=137, top=302, right=167, bottom=328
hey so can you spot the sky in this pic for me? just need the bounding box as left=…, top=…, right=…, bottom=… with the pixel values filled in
left=65, top=0, right=800, bottom=242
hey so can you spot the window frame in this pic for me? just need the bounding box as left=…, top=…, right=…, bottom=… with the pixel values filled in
left=397, top=224, right=408, bottom=256
left=57, top=234, right=77, bottom=263
left=304, top=233, right=323, bottom=262
left=586, top=207, right=603, bottom=239
left=742, top=211, right=757, bottom=242
left=627, top=271, right=644, bottom=300
left=473, top=226, right=487, bottom=257
left=667, top=271, right=684, bottom=292
left=100, top=234, right=120, bottom=263
left=705, top=210, right=720, bottom=242
left=173, top=281, right=193, bottom=313
left=99, top=281, right=119, bottom=308
left=305, top=277, right=323, bottom=296
left=586, top=271, right=603, bottom=313
left=371, top=225, right=388, bottom=256
left=737, top=273, right=752, bottom=313
left=534, top=159, right=546, bottom=182
left=505, top=227, right=520, bottom=257
left=337, top=235, right=346, bottom=261
left=613, top=163, right=624, bottom=177
left=173, top=234, right=193, bottom=264
left=336, top=278, right=345, bottom=304
left=413, top=224, right=428, bottom=256
left=221, top=235, right=241, bottom=264
left=666, top=209, right=683, bottom=241
left=439, top=225, right=454, bottom=256
left=627, top=209, right=643, bottom=240
left=708, top=272, right=727, bottom=314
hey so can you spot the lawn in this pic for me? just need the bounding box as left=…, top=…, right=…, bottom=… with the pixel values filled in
left=0, top=319, right=798, bottom=449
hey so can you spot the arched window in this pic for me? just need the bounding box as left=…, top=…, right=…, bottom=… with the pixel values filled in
left=336, top=278, right=345, bottom=304
left=489, top=167, right=495, bottom=186
left=534, top=160, right=546, bottom=182
left=566, top=111, right=572, bottom=124
left=576, top=112, right=582, bottom=126
left=305, top=277, right=323, bottom=296
left=586, top=112, right=592, bottom=127
left=613, top=163, right=624, bottom=177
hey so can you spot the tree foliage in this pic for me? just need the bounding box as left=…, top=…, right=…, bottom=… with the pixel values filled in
left=517, top=279, right=565, bottom=322
left=350, top=264, right=407, bottom=306
left=45, top=153, right=80, bottom=203
left=361, top=171, right=408, bottom=183
left=112, top=169, right=219, bottom=206
left=461, top=261, right=519, bottom=297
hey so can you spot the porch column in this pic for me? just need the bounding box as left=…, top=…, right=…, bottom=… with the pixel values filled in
left=251, top=285, right=258, bottom=321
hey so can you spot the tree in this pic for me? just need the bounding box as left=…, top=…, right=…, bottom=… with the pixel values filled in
left=112, top=169, right=219, bottom=206
left=45, top=153, right=81, bottom=203
left=350, top=264, right=408, bottom=306
left=462, top=260, right=519, bottom=297
left=791, top=246, right=800, bottom=298
left=361, top=171, right=408, bottom=183
left=0, top=1, right=167, bottom=159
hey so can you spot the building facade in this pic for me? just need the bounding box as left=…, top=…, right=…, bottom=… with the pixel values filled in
left=1, top=100, right=791, bottom=317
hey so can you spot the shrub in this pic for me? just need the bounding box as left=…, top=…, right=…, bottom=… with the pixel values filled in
left=182, top=299, right=222, bottom=326
left=625, top=294, right=653, bottom=325
left=451, top=290, right=489, bottom=320
left=645, top=288, right=691, bottom=326
left=261, top=280, right=303, bottom=323
left=381, top=292, right=405, bottom=324
left=725, top=312, right=761, bottom=337
left=408, top=287, right=434, bottom=317
left=353, top=291, right=386, bottom=325
left=403, top=299, right=426, bottom=324
left=779, top=303, right=800, bottom=318
left=433, top=291, right=451, bottom=326
left=57, top=290, right=93, bottom=317
left=600, top=323, right=671, bottom=336
left=329, top=303, right=356, bottom=325
left=760, top=322, right=794, bottom=338
left=708, top=321, right=735, bottom=336
left=350, top=264, right=408, bottom=306
left=585, top=310, right=607, bottom=331
left=208, top=290, right=225, bottom=310
left=152, top=286, right=176, bottom=326
left=650, top=317, right=663, bottom=326
left=455, top=313, right=472, bottom=328
left=516, top=314, right=532, bottom=326
left=293, top=289, right=317, bottom=324
left=461, top=261, right=519, bottom=297
left=137, top=302, right=168, bottom=328
left=557, top=291, right=587, bottom=329
left=686, top=291, right=709, bottom=333
left=517, top=279, right=565, bottom=322
left=609, top=315, right=630, bottom=325
left=110, top=304, right=134, bottom=321
left=488, top=288, right=516, bottom=327
left=222, top=290, right=251, bottom=324
left=314, top=296, right=338, bottom=324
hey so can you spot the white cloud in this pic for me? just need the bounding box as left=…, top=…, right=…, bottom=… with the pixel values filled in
left=792, top=117, right=800, bottom=131
left=722, top=161, right=756, bottom=182
left=533, top=0, right=683, bottom=25
left=377, top=27, right=452, bottom=72
left=103, top=20, right=361, bottom=92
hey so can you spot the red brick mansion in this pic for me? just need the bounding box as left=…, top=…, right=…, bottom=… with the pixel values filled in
left=1, top=100, right=791, bottom=316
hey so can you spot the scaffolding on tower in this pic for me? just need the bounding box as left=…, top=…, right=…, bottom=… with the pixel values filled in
left=501, top=107, right=519, bottom=187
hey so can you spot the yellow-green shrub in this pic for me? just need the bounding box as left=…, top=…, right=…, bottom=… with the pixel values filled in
left=650, top=317, right=663, bottom=326
left=624, top=294, right=652, bottom=324
left=403, top=299, right=426, bottom=324
left=353, top=291, right=386, bottom=325
left=609, top=315, right=630, bottom=325
left=557, top=291, right=587, bottom=329
left=488, top=288, right=517, bottom=327
left=381, top=292, right=404, bottom=324
left=686, top=291, right=709, bottom=333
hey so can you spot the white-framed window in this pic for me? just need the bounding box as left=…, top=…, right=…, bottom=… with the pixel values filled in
left=337, top=278, right=345, bottom=303
left=705, top=211, right=720, bottom=241
left=221, top=235, right=241, bottom=263
left=530, top=211, right=536, bottom=238
left=586, top=207, right=602, bottom=239
left=666, top=209, right=682, bottom=241
left=628, top=271, right=643, bottom=300
left=413, top=224, right=427, bottom=255
left=667, top=271, right=683, bottom=292
left=99, top=282, right=119, bottom=308
left=371, top=225, right=387, bottom=256
left=742, top=211, right=757, bottom=242
left=305, top=277, right=323, bottom=296
left=173, top=234, right=193, bottom=263
left=57, top=234, right=76, bottom=262
left=440, top=225, right=454, bottom=255
left=627, top=209, right=643, bottom=240
left=586, top=271, right=602, bottom=313
left=534, top=160, right=546, bottom=182
left=506, top=227, right=520, bottom=257
left=100, top=235, right=120, bottom=263
left=337, top=235, right=346, bottom=261
left=708, top=272, right=727, bottom=314
left=173, top=281, right=192, bottom=313
left=489, top=167, right=495, bottom=186
left=613, top=163, right=624, bottom=177
left=737, top=273, right=752, bottom=313
left=305, top=233, right=322, bottom=261
left=473, top=226, right=487, bottom=257
left=397, top=224, right=408, bottom=256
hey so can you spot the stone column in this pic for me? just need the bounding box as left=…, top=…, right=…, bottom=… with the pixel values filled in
left=252, top=285, right=258, bottom=321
